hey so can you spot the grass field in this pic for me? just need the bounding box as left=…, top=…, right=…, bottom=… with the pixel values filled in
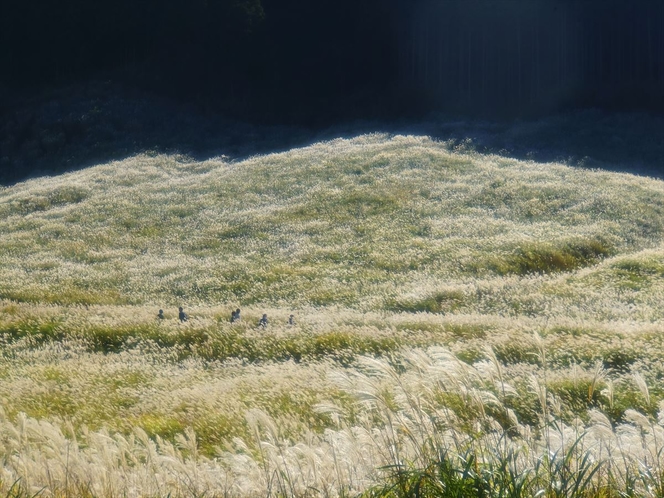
left=1, top=134, right=664, bottom=496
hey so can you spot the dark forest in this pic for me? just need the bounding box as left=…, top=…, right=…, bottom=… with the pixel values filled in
left=1, top=0, right=663, bottom=183
left=3, top=0, right=664, bottom=117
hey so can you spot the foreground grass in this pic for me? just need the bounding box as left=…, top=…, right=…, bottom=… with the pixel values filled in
left=1, top=134, right=664, bottom=496
left=2, top=321, right=664, bottom=497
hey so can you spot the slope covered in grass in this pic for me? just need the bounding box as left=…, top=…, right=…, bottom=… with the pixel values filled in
left=2, top=134, right=664, bottom=497
left=1, top=133, right=664, bottom=319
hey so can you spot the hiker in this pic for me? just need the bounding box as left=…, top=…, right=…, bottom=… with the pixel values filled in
left=258, top=313, right=268, bottom=328
left=230, top=309, right=237, bottom=322
left=234, top=308, right=241, bottom=321
left=157, top=309, right=165, bottom=320
left=288, top=314, right=295, bottom=326
left=178, top=307, right=188, bottom=322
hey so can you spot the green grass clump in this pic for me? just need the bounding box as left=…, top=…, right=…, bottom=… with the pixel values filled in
left=493, top=342, right=540, bottom=366
left=0, top=316, right=402, bottom=364
left=546, top=378, right=606, bottom=417
left=361, top=454, right=488, bottom=498
left=198, top=330, right=401, bottom=364
left=0, top=286, right=131, bottom=306
left=386, top=290, right=471, bottom=314
left=133, top=414, right=188, bottom=442
left=601, top=349, right=642, bottom=374
left=486, top=237, right=613, bottom=276
left=362, top=445, right=603, bottom=498
left=445, top=323, right=489, bottom=340
left=608, top=258, right=664, bottom=291
left=3, top=185, right=89, bottom=216
left=0, top=319, right=66, bottom=344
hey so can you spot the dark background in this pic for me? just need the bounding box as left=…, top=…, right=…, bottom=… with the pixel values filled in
left=1, top=0, right=663, bottom=183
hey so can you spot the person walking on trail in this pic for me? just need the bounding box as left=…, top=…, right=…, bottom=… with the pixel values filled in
left=234, top=308, right=241, bottom=321
left=179, top=307, right=188, bottom=322
left=288, top=314, right=295, bottom=326
left=157, top=309, right=165, bottom=320
left=258, top=313, right=268, bottom=328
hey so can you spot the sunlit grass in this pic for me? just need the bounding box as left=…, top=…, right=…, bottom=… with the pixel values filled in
left=1, top=134, right=663, bottom=315
left=1, top=133, right=664, bottom=496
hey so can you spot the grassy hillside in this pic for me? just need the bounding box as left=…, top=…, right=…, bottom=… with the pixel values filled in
left=1, top=135, right=664, bottom=496
left=1, top=134, right=663, bottom=316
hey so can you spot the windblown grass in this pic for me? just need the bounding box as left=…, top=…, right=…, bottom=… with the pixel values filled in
left=1, top=134, right=664, bottom=496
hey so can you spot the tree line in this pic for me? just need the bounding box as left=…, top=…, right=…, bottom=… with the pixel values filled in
left=1, top=0, right=663, bottom=120
left=401, top=0, right=664, bottom=116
